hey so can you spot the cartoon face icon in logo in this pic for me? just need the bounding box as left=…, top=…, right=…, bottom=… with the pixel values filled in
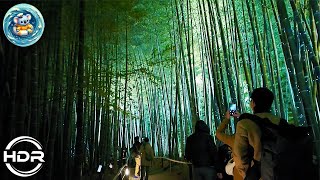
left=3, top=3, right=45, bottom=47
left=13, top=13, right=34, bottom=36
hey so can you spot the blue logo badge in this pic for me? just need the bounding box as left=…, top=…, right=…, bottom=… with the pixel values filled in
left=3, top=3, right=45, bottom=47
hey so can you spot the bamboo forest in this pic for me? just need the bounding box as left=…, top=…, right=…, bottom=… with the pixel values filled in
left=0, top=0, right=319, bottom=179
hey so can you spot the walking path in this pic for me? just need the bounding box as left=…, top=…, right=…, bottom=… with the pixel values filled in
left=128, top=166, right=187, bottom=180
left=98, top=157, right=191, bottom=180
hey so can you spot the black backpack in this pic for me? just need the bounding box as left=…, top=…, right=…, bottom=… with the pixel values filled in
left=239, top=113, right=314, bottom=180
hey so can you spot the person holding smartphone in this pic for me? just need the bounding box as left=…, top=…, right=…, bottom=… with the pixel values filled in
left=215, top=103, right=243, bottom=180
left=233, top=88, right=281, bottom=179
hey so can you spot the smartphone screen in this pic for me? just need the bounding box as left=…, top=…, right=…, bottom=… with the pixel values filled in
left=229, top=103, right=237, bottom=115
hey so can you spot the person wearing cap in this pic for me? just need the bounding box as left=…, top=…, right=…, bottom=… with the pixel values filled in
left=140, top=137, right=154, bottom=180
left=233, top=87, right=281, bottom=179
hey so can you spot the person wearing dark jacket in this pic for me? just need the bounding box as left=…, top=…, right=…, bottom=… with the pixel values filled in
left=185, top=120, right=219, bottom=180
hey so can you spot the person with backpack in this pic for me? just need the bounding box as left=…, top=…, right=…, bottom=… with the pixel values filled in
left=233, top=87, right=313, bottom=180
left=130, top=136, right=142, bottom=178
left=140, top=137, right=154, bottom=180
left=185, top=120, right=219, bottom=180
left=233, top=88, right=281, bottom=179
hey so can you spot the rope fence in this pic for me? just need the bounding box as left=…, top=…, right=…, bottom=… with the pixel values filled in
left=154, top=157, right=192, bottom=165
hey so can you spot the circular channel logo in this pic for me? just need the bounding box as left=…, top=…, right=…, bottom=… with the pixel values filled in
left=3, top=136, right=45, bottom=177
left=3, top=3, right=45, bottom=47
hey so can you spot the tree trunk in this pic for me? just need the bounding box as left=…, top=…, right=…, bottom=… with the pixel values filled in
left=74, top=0, right=85, bottom=178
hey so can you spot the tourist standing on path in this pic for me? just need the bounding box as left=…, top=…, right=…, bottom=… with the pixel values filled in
left=185, top=120, right=219, bottom=180
left=130, top=136, right=142, bottom=178
left=140, top=137, right=154, bottom=180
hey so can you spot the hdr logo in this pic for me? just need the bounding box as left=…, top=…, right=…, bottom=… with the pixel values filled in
left=3, top=136, right=45, bottom=177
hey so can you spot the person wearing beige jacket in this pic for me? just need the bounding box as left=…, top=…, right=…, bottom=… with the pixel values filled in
left=140, top=137, right=154, bottom=180
left=233, top=88, right=280, bottom=179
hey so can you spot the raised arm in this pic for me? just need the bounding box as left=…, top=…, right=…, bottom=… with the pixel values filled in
left=216, top=111, right=240, bottom=147
left=216, top=117, right=234, bottom=147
